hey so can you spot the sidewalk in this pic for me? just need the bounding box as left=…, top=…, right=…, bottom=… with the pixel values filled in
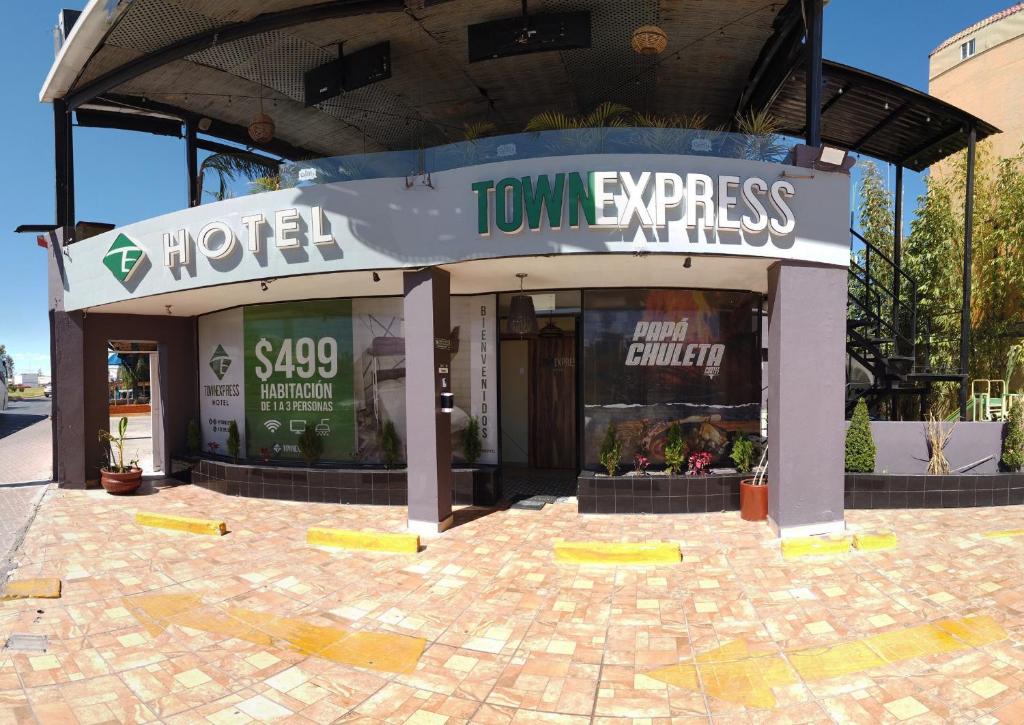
left=2, top=483, right=1024, bottom=722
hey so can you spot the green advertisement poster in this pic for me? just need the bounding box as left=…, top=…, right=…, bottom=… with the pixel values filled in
left=243, top=300, right=355, bottom=461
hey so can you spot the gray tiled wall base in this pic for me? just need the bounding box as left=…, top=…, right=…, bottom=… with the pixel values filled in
left=190, top=459, right=500, bottom=506
left=576, top=472, right=746, bottom=514
left=845, top=473, right=1024, bottom=509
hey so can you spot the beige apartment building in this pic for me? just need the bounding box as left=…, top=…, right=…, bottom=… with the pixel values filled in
left=929, top=3, right=1024, bottom=161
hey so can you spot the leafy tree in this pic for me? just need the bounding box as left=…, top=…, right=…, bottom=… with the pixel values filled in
left=0, top=344, right=14, bottom=380
left=1003, top=403, right=1024, bottom=472
left=905, top=142, right=1024, bottom=412
left=845, top=399, right=876, bottom=473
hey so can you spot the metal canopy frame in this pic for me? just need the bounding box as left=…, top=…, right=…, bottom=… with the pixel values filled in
left=765, top=59, right=999, bottom=172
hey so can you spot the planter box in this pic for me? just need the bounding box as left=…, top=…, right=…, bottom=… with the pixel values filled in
left=576, top=471, right=744, bottom=514
left=191, top=458, right=500, bottom=507
left=845, top=472, right=1024, bottom=509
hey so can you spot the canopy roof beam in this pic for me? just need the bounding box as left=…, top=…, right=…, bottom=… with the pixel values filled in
left=63, top=0, right=404, bottom=111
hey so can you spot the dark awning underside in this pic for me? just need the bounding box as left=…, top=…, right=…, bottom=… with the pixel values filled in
left=767, top=60, right=1000, bottom=172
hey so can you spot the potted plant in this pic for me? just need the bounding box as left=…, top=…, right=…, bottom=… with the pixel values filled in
left=663, top=422, right=686, bottom=475
left=298, top=424, right=324, bottom=467
left=380, top=419, right=402, bottom=469
left=740, top=444, right=768, bottom=522
left=227, top=420, right=240, bottom=464
left=599, top=422, right=621, bottom=476
left=462, top=416, right=482, bottom=466
left=98, top=416, right=142, bottom=495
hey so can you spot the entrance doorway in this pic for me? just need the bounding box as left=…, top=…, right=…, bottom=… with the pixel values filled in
left=107, top=342, right=163, bottom=474
left=499, top=290, right=580, bottom=499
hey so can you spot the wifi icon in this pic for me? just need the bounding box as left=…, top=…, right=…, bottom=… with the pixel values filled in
left=264, top=419, right=282, bottom=433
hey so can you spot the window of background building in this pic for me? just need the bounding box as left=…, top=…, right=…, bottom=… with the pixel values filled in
left=961, top=38, right=976, bottom=60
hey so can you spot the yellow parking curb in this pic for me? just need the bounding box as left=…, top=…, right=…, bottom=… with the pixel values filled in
left=852, top=531, right=898, bottom=551
left=307, top=527, right=420, bottom=554
left=982, top=529, right=1024, bottom=539
left=135, top=512, right=227, bottom=536
left=781, top=535, right=852, bottom=560
left=553, top=541, right=681, bottom=565
left=1, top=578, right=62, bottom=600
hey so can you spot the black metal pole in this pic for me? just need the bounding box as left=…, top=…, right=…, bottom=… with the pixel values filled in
left=53, top=99, right=75, bottom=236
left=959, top=124, right=977, bottom=420
left=804, top=0, right=823, bottom=147
left=185, top=118, right=199, bottom=207
left=893, top=164, right=903, bottom=322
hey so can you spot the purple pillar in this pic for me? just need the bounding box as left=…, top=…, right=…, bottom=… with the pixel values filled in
left=403, top=268, right=453, bottom=535
left=767, top=260, right=846, bottom=537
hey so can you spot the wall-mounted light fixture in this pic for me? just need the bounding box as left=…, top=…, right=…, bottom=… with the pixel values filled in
left=683, top=257, right=692, bottom=269
left=372, top=272, right=381, bottom=283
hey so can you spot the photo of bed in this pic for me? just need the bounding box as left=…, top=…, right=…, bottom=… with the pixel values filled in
left=352, top=298, right=473, bottom=463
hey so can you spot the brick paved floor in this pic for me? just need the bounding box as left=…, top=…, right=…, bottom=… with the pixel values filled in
left=3, top=484, right=1024, bottom=723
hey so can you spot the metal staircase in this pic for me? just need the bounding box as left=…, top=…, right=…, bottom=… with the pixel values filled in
left=846, top=228, right=963, bottom=417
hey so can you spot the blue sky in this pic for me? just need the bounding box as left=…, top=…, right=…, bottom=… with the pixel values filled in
left=0, top=0, right=1011, bottom=375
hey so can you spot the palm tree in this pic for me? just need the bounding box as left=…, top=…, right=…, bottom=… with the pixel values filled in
left=198, top=151, right=279, bottom=202
left=732, top=109, right=788, bottom=163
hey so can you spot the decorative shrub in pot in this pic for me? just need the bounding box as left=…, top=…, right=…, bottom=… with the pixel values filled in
left=98, top=416, right=142, bottom=495
left=739, top=443, right=768, bottom=522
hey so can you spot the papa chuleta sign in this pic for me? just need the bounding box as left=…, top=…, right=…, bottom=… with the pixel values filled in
left=472, top=171, right=796, bottom=236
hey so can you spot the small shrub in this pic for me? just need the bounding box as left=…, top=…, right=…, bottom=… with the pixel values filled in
left=926, top=412, right=956, bottom=475
left=186, top=419, right=201, bottom=456
left=599, top=423, right=622, bottom=476
left=298, top=424, right=324, bottom=466
left=687, top=450, right=712, bottom=475
left=663, top=422, right=686, bottom=474
left=730, top=435, right=756, bottom=473
left=633, top=453, right=649, bottom=475
left=227, top=420, right=240, bottom=463
left=380, top=420, right=402, bottom=469
left=845, top=399, right=876, bottom=473
left=1003, top=404, right=1024, bottom=472
left=463, top=416, right=482, bottom=466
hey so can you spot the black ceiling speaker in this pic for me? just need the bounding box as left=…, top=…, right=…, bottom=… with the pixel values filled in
left=468, top=11, right=590, bottom=63
left=304, top=41, right=392, bottom=107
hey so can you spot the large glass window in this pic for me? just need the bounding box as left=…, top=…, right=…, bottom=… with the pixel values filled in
left=582, top=289, right=761, bottom=470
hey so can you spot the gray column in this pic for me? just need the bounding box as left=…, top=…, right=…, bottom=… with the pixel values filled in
left=403, top=268, right=453, bottom=535
left=767, top=260, right=846, bottom=538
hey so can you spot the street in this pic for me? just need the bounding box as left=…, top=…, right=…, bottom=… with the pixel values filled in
left=0, top=397, right=51, bottom=576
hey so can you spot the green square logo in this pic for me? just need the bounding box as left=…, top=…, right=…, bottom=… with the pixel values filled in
left=103, top=233, right=146, bottom=283
left=209, top=344, right=232, bottom=380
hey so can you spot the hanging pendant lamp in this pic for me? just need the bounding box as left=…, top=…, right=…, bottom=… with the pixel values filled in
left=508, top=273, right=538, bottom=337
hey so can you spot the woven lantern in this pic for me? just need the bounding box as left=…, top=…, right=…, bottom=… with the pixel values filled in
left=248, top=112, right=275, bottom=144
left=631, top=25, right=668, bottom=55
left=507, top=273, right=538, bottom=337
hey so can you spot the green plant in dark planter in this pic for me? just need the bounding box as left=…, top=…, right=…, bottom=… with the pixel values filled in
left=1002, top=403, right=1024, bottom=472
left=730, top=435, right=757, bottom=473
left=845, top=398, right=876, bottom=473
left=186, top=419, right=201, bottom=456
left=463, top=416, right=482, bottom=466
left=663, top=422, right=686, bottom=475
left=298, top=424, right=324, bottom=467
left=380, top=419, right=402, bottom=469
left=227, top=420, right=240, bottom=464
left=599, top=422, right=622, bottom=476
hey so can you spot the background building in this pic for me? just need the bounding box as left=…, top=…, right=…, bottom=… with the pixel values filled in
left=929, top=3, right=1024, bottom=160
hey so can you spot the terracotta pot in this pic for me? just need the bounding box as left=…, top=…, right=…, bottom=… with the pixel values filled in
left=100, top=467, right=143, bottom=495
left=740, top=478, right=768, bottom=521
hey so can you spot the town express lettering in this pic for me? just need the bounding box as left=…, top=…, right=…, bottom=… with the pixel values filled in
left=472, top=171, right=795, bottom=236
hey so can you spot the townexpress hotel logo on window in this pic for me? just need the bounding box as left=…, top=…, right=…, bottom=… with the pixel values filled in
left=209, top=344, right=232, bottom=380
left=102, top=233, right=146, bottom=283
